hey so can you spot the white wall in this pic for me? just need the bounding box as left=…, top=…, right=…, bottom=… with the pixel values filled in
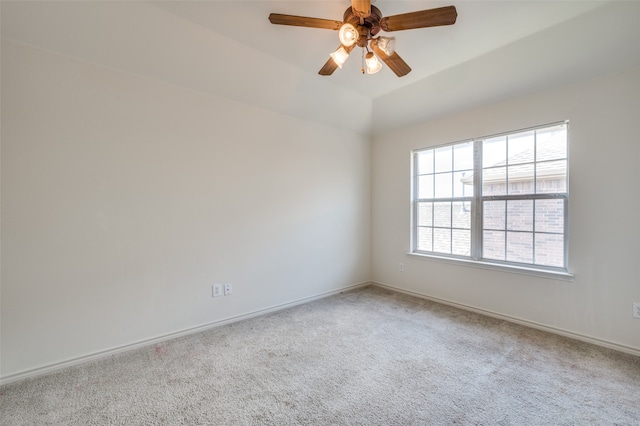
left=0, top=40, right=371, bottom=380
left=371, top=66, right=640, bottom=353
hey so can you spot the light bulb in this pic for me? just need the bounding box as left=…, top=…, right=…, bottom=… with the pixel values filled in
left=377, top=36, right=396, bottom=56
left=338, top=23, right=358, bottom=47
left=330, top=47, right=350, bottom=68
left=365, top=52, right=382, bottom=74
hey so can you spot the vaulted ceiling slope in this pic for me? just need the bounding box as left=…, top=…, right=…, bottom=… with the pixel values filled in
left=2, top=1, right=640, bottom=136
left=1, top=1, right=372, bottom=134
left=372, top=1, right=640, bottom=134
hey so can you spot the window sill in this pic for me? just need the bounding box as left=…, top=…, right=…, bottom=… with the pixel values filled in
left=407, top=252, right=574, bottom=281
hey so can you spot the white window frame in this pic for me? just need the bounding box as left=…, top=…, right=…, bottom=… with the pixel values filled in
left=410, top=121, right=573, bottom=280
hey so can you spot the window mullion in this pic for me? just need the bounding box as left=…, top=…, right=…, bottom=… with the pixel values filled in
left=563, top=195, right=569, bottom=269
left=534, top=129, right=538, bottom=194
left=412, top=152, right=420, bottom=252
left=503, top=197, right=508, bottom=261
left=450, top=153, right=454, bottom=254
left=471, top=140, right=482, bottom=260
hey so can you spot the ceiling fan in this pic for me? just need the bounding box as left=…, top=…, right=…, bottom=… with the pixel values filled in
left=268, top=0, right=457, bottom=77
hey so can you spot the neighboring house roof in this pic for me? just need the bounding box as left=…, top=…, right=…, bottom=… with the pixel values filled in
left=460, top=134, right=566, bottom=184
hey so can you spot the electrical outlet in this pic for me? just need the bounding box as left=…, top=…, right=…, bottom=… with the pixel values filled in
left=224, top=283, right=233, bottom=296
left=633, top=302, right=640, bottom=319
left=212, top=284, right=222, bottom=297
left=399, top=262, right=404, bottom=272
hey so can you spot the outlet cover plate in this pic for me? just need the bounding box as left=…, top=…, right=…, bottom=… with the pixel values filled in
left=633, top=302, right=640, bottom=319
left=213, top=284, right=222, bottom=297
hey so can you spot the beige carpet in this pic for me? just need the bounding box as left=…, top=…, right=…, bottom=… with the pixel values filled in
left=1, top=286, right=639, bottom=425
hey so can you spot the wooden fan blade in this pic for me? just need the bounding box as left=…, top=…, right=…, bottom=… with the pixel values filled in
left=318, top=58, right=339, bottom=76
left=380, top=6, right=457, bottom=32
left=319, top=45, right=356, bottom=76
left=268, top=13, right=342, bottom=30
left=371, top=39, right=411, bottom=77
left=351, top=0, right=371, bottom=18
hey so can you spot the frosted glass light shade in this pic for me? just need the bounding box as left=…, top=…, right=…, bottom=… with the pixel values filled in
left=330, top=47, right=350, bottom=68
left=377, top=36, right=396, bottom=56
left=338, top=23, right=358, bottom=47
left=365, top=52, right=382, bottom=74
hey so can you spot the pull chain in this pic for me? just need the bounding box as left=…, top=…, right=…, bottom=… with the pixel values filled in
left=361, top=48, right=365, bottom=74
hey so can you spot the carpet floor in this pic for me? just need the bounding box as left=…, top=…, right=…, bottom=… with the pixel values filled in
left=1, top=285, right=639, bottom=425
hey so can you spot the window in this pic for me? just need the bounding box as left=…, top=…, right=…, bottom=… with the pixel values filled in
left=412, top=122, right=568, bottom=274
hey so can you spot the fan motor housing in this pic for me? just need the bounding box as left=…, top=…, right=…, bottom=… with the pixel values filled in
left=343, top=5, right=383, bottom=40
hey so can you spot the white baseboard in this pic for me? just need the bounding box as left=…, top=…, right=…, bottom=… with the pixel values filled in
left=8, top=280, right=633, bottom=386
left=0, top=282, right=371, bottom=386
left=372, top=281, right=640, bottom=358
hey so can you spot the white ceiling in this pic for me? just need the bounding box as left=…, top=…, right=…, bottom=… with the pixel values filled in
left=2, top=1, right=640, bottom=135
left=151, top=0, right=613, bottom=99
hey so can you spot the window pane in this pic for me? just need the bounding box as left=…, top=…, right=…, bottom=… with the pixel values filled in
left=454, top=142, right=474, bottom=171
left=434, top=173, right=453, bottom=198
left=536, top=160, right=567, bottom=194
left=417, top=227, right=433, bottom=252
left=506, top=232, right=533, bottom=264
left=417, top=175, right=434, bottom=199
left=483, top=136, right=506, bottom=168
left=433, top=202, right=451, bottom=228
left=507, top=131, right=534, bottom=165
left=535, top=199, right=564, bottom=233
left=507, top=164, right=535, bottom=195
left=417, top=150, right=434, bottom=174
left=483, top=200, right=505, bottom=230
left=452, top=229, right=470, bottom=256
left=452, top=201, right=471, bottom=229
left=433, top=228, right=451, bottom=253
left=535, top=233, right=564, bottom=267
left=483, top=167, right=506, bottom=196
left=536, top=125, right=567, bottom=162
left=417, top=202, right=433, bottom=227
left=434, top=146, right=453, bottom=173
left=507, top=200, right=533, bottom=232
left=483, top=230, right=505, bottom=260
left=454, top=171, right=473, bottom=197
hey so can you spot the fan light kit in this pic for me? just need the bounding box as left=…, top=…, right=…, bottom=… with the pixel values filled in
left=269, top=0, right=457, bottom=77
left=330, top=46, right=350, bottom=68
left=365, top=51, right=382, bottom=74
left=338, top=23, right=359, bottom=47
